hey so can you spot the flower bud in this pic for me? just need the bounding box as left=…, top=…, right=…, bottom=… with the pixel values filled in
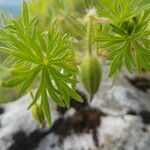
left=80, top=56, right=102, bottom=100
left=31, top=103, right=45, bottom=125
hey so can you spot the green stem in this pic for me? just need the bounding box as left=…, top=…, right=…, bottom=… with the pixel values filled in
left=87, top=16, right=93, bottom=55
left=29, top=88, right=34, bottom=100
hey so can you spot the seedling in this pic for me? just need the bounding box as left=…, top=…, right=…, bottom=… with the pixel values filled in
left=0, top=0, right=149, bottom=126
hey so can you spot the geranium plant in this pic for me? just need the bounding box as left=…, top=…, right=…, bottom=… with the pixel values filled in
left=0, top=0, right=149, bottom=126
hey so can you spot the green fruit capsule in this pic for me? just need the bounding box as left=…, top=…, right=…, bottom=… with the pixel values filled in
left=80, top=56, right=102, bottom=100
left=31, top=103, right=45, bottom=125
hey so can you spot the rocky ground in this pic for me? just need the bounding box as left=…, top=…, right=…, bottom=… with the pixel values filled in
left=0, top=70, right=150, bottom=150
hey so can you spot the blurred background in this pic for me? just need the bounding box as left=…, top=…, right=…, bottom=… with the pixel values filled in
left=0, top=0, right=22, bottom=103
left=0, top=0, right=22, bottom=16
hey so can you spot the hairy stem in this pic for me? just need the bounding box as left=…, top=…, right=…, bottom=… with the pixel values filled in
left=87, top=16, right=93, bottom=55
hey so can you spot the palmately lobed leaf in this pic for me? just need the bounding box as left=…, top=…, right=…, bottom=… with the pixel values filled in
left=96, top=0, right=150, bottom=76
left=0, top=1, right=83, bottom=125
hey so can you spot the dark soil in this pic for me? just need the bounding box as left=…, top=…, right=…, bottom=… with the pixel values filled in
left=8, top=90, right=105, bottom=149
left=139, top=111, right=150, bottom=125
left=57, top=90, right=88, bottom=115
left=0, top=107, right=4, bottom=115
left=6, top=88, right=150, bottom=150
left=0, top=107, right=4, bottom=127
left=142, top=127, right=147, bottom=132
left=127, top=109, right=150, bottom=125
left=8, top=129, right=50, bottom=150
left=9, top=108, right=104, bottom=149
left=127, top=76, right=150, bottom=92
left=55, top=90, right=106, bottom=146
left=127, top=110, right=137, bottom=116
left=52, top=107, right=106, bottom=147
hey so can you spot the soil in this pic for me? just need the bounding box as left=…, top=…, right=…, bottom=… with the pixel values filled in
left=127, top=76, right=150, bottom=92
left=54, top=90, right=106, bottom=147
left=0, top=107, right=4, bottom=115
left=6, top=89, right=150, bottom=150
left=8, top=90, right=106, bottom=149
left=52, top=107, right=105, bottom=147
left=139, top=111, right=150, bottom=125
left=57, top=90, right=88, bottom=115
left=127, top=109, right=150, bottom=125
left=8, top=130, right=50, bottom=150
left=127, top=110, right=137, bottom=116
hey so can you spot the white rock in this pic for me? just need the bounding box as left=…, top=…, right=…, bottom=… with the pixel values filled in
left=0, top=72, right=150, bottom=150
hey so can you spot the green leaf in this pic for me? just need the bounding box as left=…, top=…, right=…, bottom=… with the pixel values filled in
left=0, top=46, right=11, bottom=55
left=22, top=1, right=29, bottom=28
left=28, top=74, right=45, bottom=109
left=2, top=76, right=26, bottom=87
left=12, top=20, right=26, bottom=40
left=38, top=33, right=47, bottom=53
left=63, top=84, right=83, bottom=103
left=109, top=54, right=122, bottom=77
left=125, top=49, right=132, bottom=72
left=98, top=0, right=150, bottom=24
left=45, top=69, right=65, bottom=107
left=0, top=65, right=10, bottom=83
left=29, top=36, right=43, bottom=60
left=39, top=69, right=51, bottom=125
left=110, top=24, right=127, bottom=36
left=19, top=66, right=41, bottom=95
left=42, top=88, right=51, bottom=125
left=0, top=11, right=12, bottom=26
left=0, top=1, right=80, bottom=126
left=30, top=16, right=39, bottom=38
